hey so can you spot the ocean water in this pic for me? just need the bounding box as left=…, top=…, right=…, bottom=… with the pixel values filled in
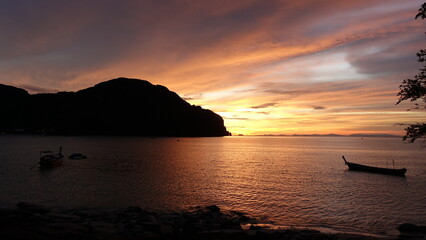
left=0, top=135, right=425, bottom=236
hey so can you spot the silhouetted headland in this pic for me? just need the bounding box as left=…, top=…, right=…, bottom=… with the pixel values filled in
left=0, top=78, right=230, bottom=137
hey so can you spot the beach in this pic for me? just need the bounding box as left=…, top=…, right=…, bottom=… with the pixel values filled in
left=4, top=202, right=422, bottom=240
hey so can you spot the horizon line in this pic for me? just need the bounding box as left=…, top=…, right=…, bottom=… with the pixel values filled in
left=234, top=133, right=401, bottom=138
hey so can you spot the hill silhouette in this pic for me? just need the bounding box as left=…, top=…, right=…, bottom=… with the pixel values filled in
left=0, top=78, right=230, bottom=137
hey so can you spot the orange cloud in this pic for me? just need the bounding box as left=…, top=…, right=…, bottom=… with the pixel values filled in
left=1, top=0, right=425, bottom=135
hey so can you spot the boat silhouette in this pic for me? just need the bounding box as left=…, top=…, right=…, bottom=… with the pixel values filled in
left=342, top=156, right=407, bottom=177
left=39, top=147, right=63, bottom=168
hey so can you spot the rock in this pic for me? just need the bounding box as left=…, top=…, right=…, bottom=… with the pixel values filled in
left=158, top=213, right=181, bottom=223
left=159, top=223, right=174, bottom=236
left=90, top=221, right=118, bottom=238
left=33, top=213, right=53, bottom=222
left=0, top=225, right=47, bottom=240
left=198, top=229, right=247, bottom=239
left=205, top=205, right=221, bottom=213
left=0, top=206, right=18, bottom=216
left=399, top=223, right=426, bottom=233
left=180, top=219, right=199, bottom=239
left=254, top=230, right=271, bottom=239
left=45, top=212, right=82, bottom=222
left=126, top=206, right=143, bottom=213
left=149, top=214, right=158, bottom=223
left=0, top=214, right=32, bottom=225
left=139, top=222, right=162, bottom=233
left=72, top=209, right=104, bottom=218
left=299, top=229, right=321, bottom=234
left=96, top=212, right=119, bottom=224
left=89, top=221, right=116, bottom=229
left=230, top=210, right=245, bottom=216
left=16, top=202, right=51, bottom=214
left=220, top=217, right=242, bottom=228
left=137, top=231, right=162, bottom=240
left=45, top=222, right=87, bottom=231
left=249, top=224, right=268, bottom=230
left=1, top=203, right=388, bottom=240
left=39, top=222, right=89, bottom=239
left=239, top=215, right=255, bottom=224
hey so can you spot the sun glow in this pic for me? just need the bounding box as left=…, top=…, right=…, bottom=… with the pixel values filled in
left=2, top=0, right=425, bottom=136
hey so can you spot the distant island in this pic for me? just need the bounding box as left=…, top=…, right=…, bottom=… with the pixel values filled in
left=0, top=78, right=230, bottom=137
left=254, top=134, right=400, bottom=138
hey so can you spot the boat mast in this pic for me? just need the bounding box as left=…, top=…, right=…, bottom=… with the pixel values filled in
left=342, top=156, right=348, bottom=165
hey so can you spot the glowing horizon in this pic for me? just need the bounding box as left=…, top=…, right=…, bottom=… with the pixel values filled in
left=1, top=0, right=425, bottom=136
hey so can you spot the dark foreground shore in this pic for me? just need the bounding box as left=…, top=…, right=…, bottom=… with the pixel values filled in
left=1, top=202, right=424, bottom=240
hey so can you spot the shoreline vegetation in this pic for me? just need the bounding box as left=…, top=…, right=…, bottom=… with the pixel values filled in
left=1, top=202, right=424, bottom=240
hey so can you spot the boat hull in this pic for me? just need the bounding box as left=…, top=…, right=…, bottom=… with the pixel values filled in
left=344, top=160, right=407, bottom=176
left=68, top=153, right=87, bottom=160
left=39, top=155, right=64, bottom=168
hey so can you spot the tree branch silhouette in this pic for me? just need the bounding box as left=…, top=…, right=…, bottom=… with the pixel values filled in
left=396, top=3, right=426, bottom=143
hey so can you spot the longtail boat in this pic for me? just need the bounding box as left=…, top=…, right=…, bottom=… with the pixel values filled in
left=69, top=153, right=87, bottom=160
left=39, top=147, right=63, bottom=168
left=342, top=156, right=407, bottom=177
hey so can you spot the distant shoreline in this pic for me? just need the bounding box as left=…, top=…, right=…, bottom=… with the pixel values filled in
left=0, top=132, right=401, bottom=138
left=237, top=134, right=401, bottom=138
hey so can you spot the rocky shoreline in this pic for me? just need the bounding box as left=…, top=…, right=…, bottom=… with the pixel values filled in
left=0, top=202, right=424, bottom=240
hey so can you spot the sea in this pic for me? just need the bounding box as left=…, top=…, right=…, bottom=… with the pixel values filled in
left=0, top=135, right=425, bottom=237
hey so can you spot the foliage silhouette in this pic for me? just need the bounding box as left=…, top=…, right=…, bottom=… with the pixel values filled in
left=397, top=3, right=426, bottom=143
left=0, top=78, right=230, bottom=137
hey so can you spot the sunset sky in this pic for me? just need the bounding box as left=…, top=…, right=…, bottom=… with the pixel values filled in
left=1, top=0, right=425, bottom=136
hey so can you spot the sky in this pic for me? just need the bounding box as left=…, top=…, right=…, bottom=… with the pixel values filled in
left=1, top=0, right=425, bottom=136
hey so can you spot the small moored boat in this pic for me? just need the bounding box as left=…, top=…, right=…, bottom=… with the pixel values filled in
left=68, top=153, right=87, bottom=160
left=39, top=147, right=64, bottom=168
left=342, top=156, right=407, bottom=177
